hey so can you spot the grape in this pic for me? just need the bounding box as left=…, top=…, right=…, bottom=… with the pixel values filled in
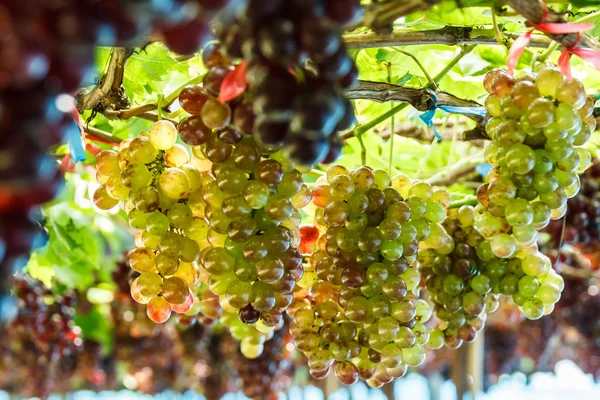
left=146, top=296, right=172, bottom=323
left=128, top=247, right=156, bottom=272
left=93, top=185, right=119, bottom=210
left=136, top=272, right=163, bottom=297
left=201, top=98, right=231, bottom=130
left=150, top=120, right=178, bottom=150
left=159, top=168, right=190, bottom=199
left=95, top=150, right=120, bottom=176
left=178, top=85, right=209, bottom=115
left=129, top=136, right=159, bottom=163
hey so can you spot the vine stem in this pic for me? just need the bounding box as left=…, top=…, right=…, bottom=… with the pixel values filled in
left=352, top=44, right=475, bottom=151
left=448, top=194, right=478, bottom=208
left=431, top=44, right=476, bottom=86
left=392, top=48, right=437, bottom=89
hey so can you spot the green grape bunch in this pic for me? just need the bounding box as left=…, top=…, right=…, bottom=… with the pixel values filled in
left=475, top=65, right=584, bottom=318
left=93, top=120, right=207, bottom=324
left=290, top=166, right=450, bottom=387
left=419, top=206, right=501, bottom=349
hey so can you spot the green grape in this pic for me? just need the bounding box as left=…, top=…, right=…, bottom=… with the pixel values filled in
left=222, top=195, right=251, bottom=219
left=576, top=147, right=592, bottom=172
left=277, top=170, right=303, bottom=197
left=166, top=203, right=192, bottom=229
left=406, top=196, right=426, bottom=219
left=128, top=247, right=156, bottom=272
left=226, top=279, right=252, bottom=309
left=505, top=144, right=535, bottom=175
left=512, top=225, right=537, bottom=245
left=156, top=252, right=179, bottom=276
left=326, top=164, right=350, bottom=182
left=537, top=283, right=561, bottom=304
left=217, top=166, right=248, bottom=194
left=427, top=328, right=445, bottom=349
left=136, top=272, right=163, bottom=297
left=204, top=247, right=236, bottom=275
left=106, top=176, right=130, bottom=200
left=556, top=78, right=586, bottom=109
left=527, top=97, right=555, bottom=128
left=159, top=232, right=184, bottom=258
left=533, top=171, right=558, bottom=194
left=485, top=95, right=502, bottom=117
left=522, top=253, right=551, bottom=278
left=522, top=297, right=544, bottom=320
left=243, top=180, right=271, bottom=209
left=380, top=240, right=403, bottom=261
left=146, top=212, right=169, bottom=236
left=540, top=187, right=567, bottom=210
left=535, top=66, right=562, bottom=97
left=351, top=167, right=375, bottom=191
left=201, top=98, right=231, bottom=130
left=443, top=274, right=463, bottom=296
left=162, top=276, right=189, bottom=305
left=160, top=168, right=190, bottom=199
left=265, top=194, right=294, bottom=222
left=475, top=212, right=502, bottom=238
left=93, top=185, right=119, bottom=210
left=96, top=150, right=121, bottom=177
left=401, top=345, right=425, bottom=367
left=463, top=291, right=485, bottom=316
left=129, top=136, right=159, bottom=164
left=424, top=201, right=446, bottom=223
left=150, top=120, right=178, bottom=150
left=128, top=209, right=150, bottom=229
left=329, top=174, right=355, bottom=201
left=180, top=237, right=200, bottom=262
left=164, top=144, right=190, bottom=168
left=251, top=281, right=276, bottom=312
left=141, top=231, right=160, bottom=250
left=511, top=80, right=540, bottom=109
left=373, top=169, right=391, bottom=190
left=488, top=177, right=516, bottom=206
left=415, top=299, right=432, bottom=323
left=542, top=123, right=567, bottom=142
left=556, top=150, right=580, bottom=172
left=504, top=198, right=533, bottom=227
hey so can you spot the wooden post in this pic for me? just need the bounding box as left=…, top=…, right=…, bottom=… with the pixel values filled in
left=451, top=332, right=485, bottom=399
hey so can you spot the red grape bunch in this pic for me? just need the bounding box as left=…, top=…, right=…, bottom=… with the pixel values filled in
left=290, top=167, right=451, bottom=387
left=231, top=322, right=294, bottom=399
left=12, top=274, right=81, bottom=357
left=211, top=0, right=361, bottom=165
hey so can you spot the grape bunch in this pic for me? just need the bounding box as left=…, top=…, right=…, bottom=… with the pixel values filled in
left=419, top=206, right=499, bottom=349
left=232, top=322, right=294, bottom=399
left=178, top=86, right=311, bottom=332
left=211, top=0, right=361, bottom=165
left=11, top=274, right=81, bottom=357
left=476, top=65, right=590, bottom=318
left=94, top=119, right=206, bottom=323
left=290, top=166, right=450, bottom=387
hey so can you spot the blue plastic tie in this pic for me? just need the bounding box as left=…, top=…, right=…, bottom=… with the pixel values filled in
left=419, top=92, right=487, bottom=141
left=66, top=124, right=87, bottom=163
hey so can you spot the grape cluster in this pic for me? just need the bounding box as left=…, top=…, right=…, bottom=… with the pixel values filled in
left=11, top=274, right=81, bottom=357
left=477, top=65, right=589, bottom=318
left=420, top=207, right=499, bottom=349
left=212, top=0, right=360, bottom=165
left=291, top=167, right=450, bottom=387
left=94, top=119, right=205, bottom=323
left=179, top=87, right=311, bottom=331
left=232, top=322, right=294, bottom=399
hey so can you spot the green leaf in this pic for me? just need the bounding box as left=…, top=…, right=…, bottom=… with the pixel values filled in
left=75, top=305, right=113, bottom=353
